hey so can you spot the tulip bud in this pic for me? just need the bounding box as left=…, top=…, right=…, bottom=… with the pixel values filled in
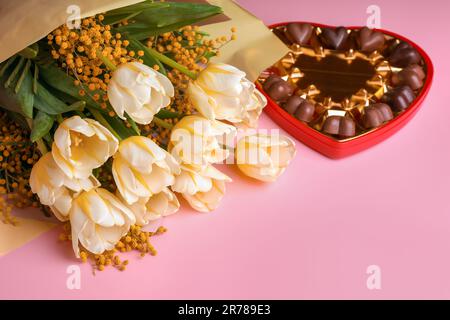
left=236, top=133, right=296, bottom=182
left=70, top=188, right=135, bottom=257
left=112, top=136, right=180, bottom=205
left=172, top=164, right=231, bottom=213
left=108, top=62, right=174, bottom=124
left=187, top=63, right=267, bottom=127
left=52, top=116, right=118, bottom=179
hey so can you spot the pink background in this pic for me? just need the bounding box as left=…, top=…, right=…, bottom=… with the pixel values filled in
left=1, top=0, right=450, bottom=299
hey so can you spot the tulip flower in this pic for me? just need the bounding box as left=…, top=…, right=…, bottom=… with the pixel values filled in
left=107, top=62, right=174, bottom=124
left=168, top=115, right=236, bottom=167
left=52, top=116, right=118, bottom=179
left=172, top=164, right=231, bottom=213
left=126, top=188, right=180, bottom=226
left=187, top=63, right=267, bottom=127
left=235, top=133, right=296, bottom=182
left=29, top=153, right=99, bottom=221
left=70, top=188, right=135, bottom=257
left=112, top=136, right=180, bottom=205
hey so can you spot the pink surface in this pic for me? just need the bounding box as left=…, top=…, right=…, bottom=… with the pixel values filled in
left=1, top=0, right=450, bottom=299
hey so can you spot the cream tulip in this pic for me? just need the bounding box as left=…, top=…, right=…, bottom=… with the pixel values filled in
left=172, top=164, right=231, bottom=213
left=112, top=136, right=180, bottom=205
left=29, top=153, right=99, bottom=221
left=187, top=63, right=267, bottom=127
left=126, top=188, right=180, bottom=226
left=70, top=188, right=135, bottom=257
left=107, top=62, right=174, bottom=124
left=168, top=115, right=236, bottom=167
left=52, top=116, right=118, bottom=179
left=235, top=133, right=296, bottom=182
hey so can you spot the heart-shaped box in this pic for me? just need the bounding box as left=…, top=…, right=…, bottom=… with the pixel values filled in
left=258, top=22, right=434, bottom=159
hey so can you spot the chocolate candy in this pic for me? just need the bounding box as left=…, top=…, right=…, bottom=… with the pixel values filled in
left=283, top=95, right=304, bottom=114
left=283, top=96, right=315, bottom=123
left=320, top=27, right=349, bottom=50
left=263, top=75, right=293, bottom=102
left=358, top=27, right=385, bottom=52
left=285, top=23, right=313, bottom=46
left=263, top=74, right=283, bottom=91
left=382, top=86, right=416, bottom=111
left=322, top=116, right=356, bottom=137
left=389, top=42, right=421, bottom=67
left=294, top=101, right=315, bottom=123
left=391, top=64, right=425, bottom=90
left=362, top=103, right=394, bottom=129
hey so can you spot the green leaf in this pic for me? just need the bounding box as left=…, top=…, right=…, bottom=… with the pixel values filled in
left=105, top=1, right=169, bottom=17
left=33, top=65, right=38, bottom=94
left=15, top=59, right=32, bottom=93
left=104, top=114, right=135, bottom=139
left=0, top=65, right=34, bottom=118
left=31, top=111, right=54, bottom=142
left=0, top=56, right=17, bottom=78
left=127, top=37, right=166, bottom=75
left=156, top=109, right=183, bottom=119
left=102, top=10, right=143, bottom=26
left=38, top=63, right=99, bottom=108
left=16, top=70, right=34, bottom=118
left=34, top=83, right=81, bottom=114
left=18, top=43, right=39, bottom=59
left=4, top=57, right=25, bottom=88
left=115, top=2, right=223, bottom=40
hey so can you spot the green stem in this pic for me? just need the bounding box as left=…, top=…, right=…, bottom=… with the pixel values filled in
left=56, top=114, right=64, bottom=124
left=125, top=114, right=141, bottom=135
left=145, top=46, right=197, bottom=80
left=88, top=107, right=122, bottom=141
left=35, top=139, right=48, bottom=155
left=153, top=116, right=173, bottom=130
left=96, top=49, right=117, bottom=71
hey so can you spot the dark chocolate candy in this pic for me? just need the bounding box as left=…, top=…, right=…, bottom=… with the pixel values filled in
left=358, top=27, right=385, bottom=52
left=263, top=74, right=283, bottom=91
left=382, top=86, right=416, bottom=111
left=391, top=64, right=425, bottom=90
left=263, top=76, right=294, bottom=102
left=283, top=95, right=305, bottom=114
left=322, top=116, right=356, bottom=137
left=285, top=23, right=314, bottom=46
left=389, top=42, right=421, bottom=68
left=294, top=100, right=315, bottom=123
left=320, top=27, right=349, bottom=50
left=362, top=103, right=394, bottom=129
left=374, top=103, right=394, bottom=122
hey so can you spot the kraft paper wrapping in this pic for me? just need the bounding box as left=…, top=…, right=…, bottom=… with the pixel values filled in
left=204, top=0, right=288, bottom=81
left=0, top=217, right=55, bottom=257
left=0, top=0, right=287, bottom=256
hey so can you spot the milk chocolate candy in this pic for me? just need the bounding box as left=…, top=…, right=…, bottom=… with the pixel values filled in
left=358, top=27, right=385, bottom=52
left=264, top=75, right=293, bottom=101
left=382, top=86, right=416, bottom=111
left=320, top=27, right=349, bottom=50
left=389, top=42, right=421, bottom=67
left=283, top=95, right=304, bottom=114
left=362, top=103, right=394, bottom=129
left=285, top=23, right=314, bottom=46
left=323, top=116, right=356, bottom=137
left=294, top=100, right=315, bottom=123
left=263, top=74, right=283, bottom=91
left=391, top=65, right=425, bottom=90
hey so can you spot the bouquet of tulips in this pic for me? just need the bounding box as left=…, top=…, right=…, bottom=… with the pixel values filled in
left=0, top=1, right=296, bottom=268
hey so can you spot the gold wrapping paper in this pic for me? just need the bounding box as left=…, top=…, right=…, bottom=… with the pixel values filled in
left=203, top=0, right=288, bottom=81
left=0, top=217, right=55, bottom=257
